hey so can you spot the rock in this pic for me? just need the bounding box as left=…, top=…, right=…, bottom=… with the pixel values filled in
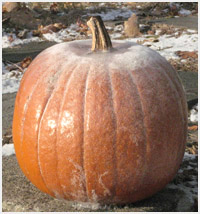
left=124, top=14, right=141, bottom=38
left=3, top=2, right=21, bottom=13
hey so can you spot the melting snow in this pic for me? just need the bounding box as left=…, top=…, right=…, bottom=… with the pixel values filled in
left=2, top=63, right=24, bottom=94
left=179, top=8, right=192, bottom=16
left=189, top=104, right=198, bottom=123
left=86, top=8, right=134, bottom=21
left=42, top=24, right=84, bottom=43
left=127, top=31, right=198, bottom=60
left=2, top=30, right=42, bottom=49
left=167, top=152, right=198, bottom=207
left=2, top=144, right=15, bottom=156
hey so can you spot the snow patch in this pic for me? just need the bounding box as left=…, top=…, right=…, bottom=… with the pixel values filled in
left=179, top=8, right=192, bottom=16
left=2, top=144, right=15, bottom=156
left=189, top=104, right=198, bottom=123
left=72, top=201, right=104, bottom=211
left=2, top=63, right=24, bottom=94
left=127, top=30, right=198, bottom=60
left=2, top=31, right=42, bottom=48
left=42, top=24, right=83, bottom=43
left=167, top=151, right=197, bottom=209
left=86, top=8, right=134, bottom=21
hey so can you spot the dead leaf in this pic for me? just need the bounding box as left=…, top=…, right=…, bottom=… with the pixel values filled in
left=176, top=51, right=198, bottom=59
left=188, top=125, right=198, bottom=131
left=20, top=57, right=32, bottom=69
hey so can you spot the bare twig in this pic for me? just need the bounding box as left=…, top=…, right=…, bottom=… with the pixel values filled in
left=4, top=60, right=24, bottom=73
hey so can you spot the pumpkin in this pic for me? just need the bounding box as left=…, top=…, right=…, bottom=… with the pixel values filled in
left=13, top=16, right=187, bottom=204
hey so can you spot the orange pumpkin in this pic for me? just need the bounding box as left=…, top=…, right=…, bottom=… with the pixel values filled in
left=13, top=16, right=187, bottom=204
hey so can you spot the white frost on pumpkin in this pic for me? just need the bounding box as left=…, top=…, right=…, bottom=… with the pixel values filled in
left=70, top=160, right=85, bottom=187
left=53, top=190, right=63, bottom=199
left=40, top=39, right=164, bottom=73
left=47, top=119, right=57, bottom=136
left=91, top=189, right=98, bottom=201
left=99, top=171, right=111, bottom=197
left=68, top=158, right=87, bottom=200
left=60, top=111, right=74, bottom=134
left=35, top=105, right=42, bottom=120
left=111, top=42, right=163, bottom=71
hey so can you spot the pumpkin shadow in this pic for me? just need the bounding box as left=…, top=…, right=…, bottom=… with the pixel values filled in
left=103, top=187, right=194, bottom=212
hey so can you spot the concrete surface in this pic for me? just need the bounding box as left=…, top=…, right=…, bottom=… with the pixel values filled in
left=149, top=15, right=198, bottom=30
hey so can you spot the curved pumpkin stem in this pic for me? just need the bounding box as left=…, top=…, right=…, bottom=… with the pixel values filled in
left=87, top=16, right=113, bottom=52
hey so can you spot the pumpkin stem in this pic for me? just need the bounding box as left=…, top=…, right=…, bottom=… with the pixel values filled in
left=87, top=16, right=113, bottom=52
